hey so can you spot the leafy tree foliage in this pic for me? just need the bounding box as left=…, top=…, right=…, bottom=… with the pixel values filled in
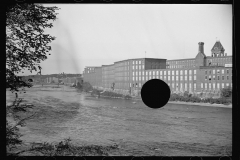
left=6, top=3, right=59, bottom=92
left=6, top=3, right=59, bottom=154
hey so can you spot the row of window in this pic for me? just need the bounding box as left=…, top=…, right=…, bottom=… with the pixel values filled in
left=205, top=69, right=231, bottom=75
left=205, top=75, right=232, bottom=81
left=167, top=60, right=195, bottom=65
left=127, top=81, right=232, bottom=90
left=132, top=60, right=143, bottom=65
left=167, top=65, right=195, bottom=69
left=132, top=75, right=197, bottom=82
left=208, top=57, right=232, bottom=62
left=201, top=83, right=232, bottom=89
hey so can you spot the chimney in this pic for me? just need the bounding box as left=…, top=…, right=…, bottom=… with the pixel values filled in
left=198, top=42, right=204, bottom=54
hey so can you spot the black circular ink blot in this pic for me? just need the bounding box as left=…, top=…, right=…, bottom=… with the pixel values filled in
left=141, top=79, right=170, bottom=109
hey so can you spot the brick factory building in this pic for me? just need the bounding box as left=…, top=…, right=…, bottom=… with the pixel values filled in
left=83, top=41, right=232, bottom=97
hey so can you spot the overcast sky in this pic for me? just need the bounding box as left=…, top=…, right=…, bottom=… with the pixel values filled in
left=21, top=4, right=232, bottom=75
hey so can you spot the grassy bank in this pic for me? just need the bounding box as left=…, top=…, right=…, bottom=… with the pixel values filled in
left=169, top=93, right=232, bottom=105
left=7, top=138, right=119, bottom=156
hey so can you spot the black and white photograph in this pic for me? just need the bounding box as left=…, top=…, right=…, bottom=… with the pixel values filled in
left=6, top=4, right=232, bottom=156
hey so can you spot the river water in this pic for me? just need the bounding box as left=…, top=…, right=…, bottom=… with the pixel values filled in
left=6, top=85, right=232, bottom=156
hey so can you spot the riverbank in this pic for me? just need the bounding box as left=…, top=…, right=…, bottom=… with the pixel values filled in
left=85, top=92, right=232, bottom=108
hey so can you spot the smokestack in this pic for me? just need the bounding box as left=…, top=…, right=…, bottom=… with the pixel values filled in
left=198, top=42, right=204, bottom=54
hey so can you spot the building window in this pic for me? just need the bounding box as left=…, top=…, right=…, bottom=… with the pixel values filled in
left=139, top=61, right=141, bottom=64
left=205, top=83, right=207, bottom=89
left=180, top=76, right=183, bottom=81
left=205, top=70, right=207, bottom=74
left=217, top=83, right=220, bottom=89
left=222, top=76, right=224, bottom=80
left=185, top=75, right=187, bottom=81
left=201, top=83, right=203, bottom=89
left=217, top=76, right=220, bottom=80
left=185, top=83, right=187, bottom=90
left=149, top=71, right=152, bottom=76
left=227, top=69, right=229, bottom=74
left=133, top=77, right=135, bottom=81
left=160, top=71, right=162, bottom=75
left=184, top=70, right=187, bottom=75
left=164, top=76, right=166, bottom=80
left=139, top=65, right=141, bottom=70
left=164, top=71, right=166, bottom=75
left=189, top=70, right=192, bottom=75
left=226, top=83, right=229, bottom=87
left=176, top=76, right=179, bottom=81
left=142, top=71, right=144, bottom=75
left=194, top=83, right=196, bottom=90
left=180, top=70, right=183, bottom=75
left=139, top=77, right=141, bottom=81
left=222, top=83, right=224, bottom=88
left=222, top=69, right=224, bottom=74
left=209, top=70, right=211, bottom=74
left=133, top=61, right=134, bottom=64
left=142, top=76, right=144, bottom=81
left=142, top=65, right=144, bottom=69
left=133, top=66, right=134, bottom=70
left=153, top=71, right=155, bottom=75
left=194, top=75, right=196, bottom=80
left=172, top=76, right=174, bottom=81
left=209, top=75, right=211, bottom=81
left=168, top=70, right=170, bottom=75
left=227, top=76, right=229, bottom=80
left=172, top=70, right=174, bottom=75
left=176, top=70, right=179, bottom=75
left=217, top=70, right=220, bottom=74
left=146, top=71, right=148, bottom=76
left=213, top=83, right=215, bottom=89
left=205, top=76, right=207, bottom=80
left=213, top=75, right=215, bottom=80
left=168, top=76, right=170, bottom=81
left=209, top=83, right=211, bottom=89
left=156, top=71, right=159, bottom=75
left=139, top=72, right=141, bottom=76
left=213, top=70, right=215, bottom=74
left=194, top=70, right=196, bottom=74
left=189, top=75, right=192, bottom=81
left=133, top=72, right=135, bottom=76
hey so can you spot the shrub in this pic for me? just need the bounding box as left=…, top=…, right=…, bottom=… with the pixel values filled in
left=183, top=91, right=189, bottom=97
left=220, top=86, right=232, bottom=98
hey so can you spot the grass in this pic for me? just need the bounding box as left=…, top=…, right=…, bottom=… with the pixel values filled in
left=8, top=138, right=119, bottom=156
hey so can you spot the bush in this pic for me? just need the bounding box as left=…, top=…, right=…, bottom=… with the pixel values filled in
left=82, top=82, right=93, bottom=92
left=221, top=86, right=232, bottom=98
left=168, top=93, right=231, bottom=105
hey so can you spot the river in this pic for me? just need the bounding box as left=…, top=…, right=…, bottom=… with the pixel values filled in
left=6, top=85, right=232, bottom=156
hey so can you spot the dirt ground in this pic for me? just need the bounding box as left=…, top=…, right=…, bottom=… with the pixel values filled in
left=6, top=85, right=232, bottom=156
